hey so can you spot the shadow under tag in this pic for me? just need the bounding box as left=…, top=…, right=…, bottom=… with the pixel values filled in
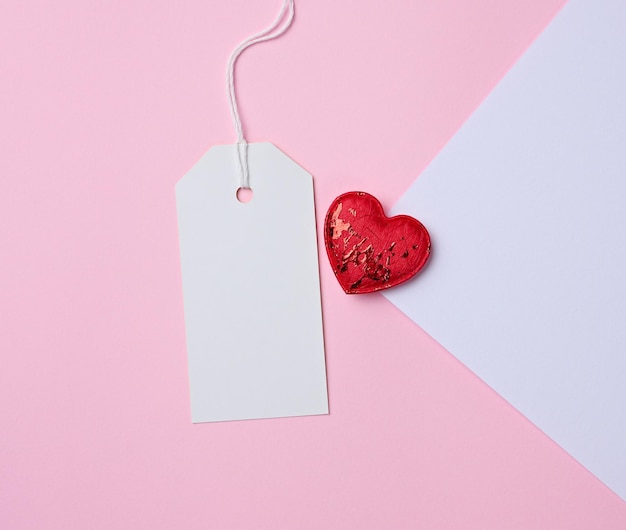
left=176, top=142, right=328, bottom=422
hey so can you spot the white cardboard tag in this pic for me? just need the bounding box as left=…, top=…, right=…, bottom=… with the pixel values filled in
left=176, top=142, right=328, bottom=423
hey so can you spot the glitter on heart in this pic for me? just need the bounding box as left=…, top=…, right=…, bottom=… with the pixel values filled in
left=324, top=191, right=431, bottom=294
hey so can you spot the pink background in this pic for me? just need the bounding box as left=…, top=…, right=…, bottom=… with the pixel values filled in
left=2, top=0, right=625, bottom=528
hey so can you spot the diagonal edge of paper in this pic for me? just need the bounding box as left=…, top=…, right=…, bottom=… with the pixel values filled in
left=384, top=0, right=626, bottom=501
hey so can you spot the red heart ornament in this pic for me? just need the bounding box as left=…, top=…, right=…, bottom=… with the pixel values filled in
left=324, top=192, right=431, bottom=294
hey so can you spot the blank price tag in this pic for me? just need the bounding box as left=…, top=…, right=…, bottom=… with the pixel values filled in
left=176, top=142, right=328, bottom=422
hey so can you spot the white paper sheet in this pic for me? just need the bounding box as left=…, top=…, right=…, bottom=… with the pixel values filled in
left=384, top=0, right=626, bottom=499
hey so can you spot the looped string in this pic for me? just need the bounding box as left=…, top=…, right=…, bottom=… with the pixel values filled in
left=226, top=0, right=295, bottom=189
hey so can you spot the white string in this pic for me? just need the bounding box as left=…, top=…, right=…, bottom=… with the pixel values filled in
left=226, top=0, right=295, bottom=189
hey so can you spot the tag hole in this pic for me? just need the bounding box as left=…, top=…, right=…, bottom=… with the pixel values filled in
left=236, top=187, right=254, bottom=203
